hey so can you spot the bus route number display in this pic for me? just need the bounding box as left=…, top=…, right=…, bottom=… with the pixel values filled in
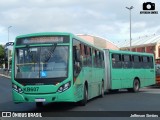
left=22, top=37, right=63, bottom=44
left=16, top=36, right=69, bottom=45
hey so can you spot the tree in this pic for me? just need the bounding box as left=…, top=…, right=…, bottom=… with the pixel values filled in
left=0, top=45, right=5, bottom=66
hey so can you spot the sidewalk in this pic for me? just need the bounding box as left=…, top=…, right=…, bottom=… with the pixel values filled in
left=0, top=73, right=11, bottom=79
left=0, top=69, right=11, bottom=79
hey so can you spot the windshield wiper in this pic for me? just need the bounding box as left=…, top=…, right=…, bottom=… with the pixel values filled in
left=44, top=43, right=57, bottom=62
left=26, top=45, right=34, bottom=61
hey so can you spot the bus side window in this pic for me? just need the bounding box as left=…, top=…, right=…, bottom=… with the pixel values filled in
left=83, top=46, right=92, bottom=67
left=99, top=52, right=103, bottom=68
left=149, top=56, right=154, bottom=68
left=84, top=46, right=92, bottom=67
left=73, top=39, right=81, bottom=77
left=122, top=54, right=132, bottom=68
left=84, top=45, right=87, bottom=55
left=112, top=54, right=122, bottom=68
left=80, top=43, right=85, bottom=66
left=81, top=44, right=91, bottom=67
left=93, top=49, right=98, bottom=67
left=133, top=55, right=141, bottom=68
left=88, top=47, right=92, bottom=67
left=73, top=46, right=80, bottom=62
left=97, top=50, right=101, bottom=67
left=142, top=56, right=149, bottom=69
left=102, top=52, right=104, bottom=67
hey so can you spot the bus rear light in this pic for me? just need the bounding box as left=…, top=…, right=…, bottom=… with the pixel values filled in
left=57, top=81, right=71, bottom=93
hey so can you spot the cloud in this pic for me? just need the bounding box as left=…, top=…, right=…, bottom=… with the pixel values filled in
left=0, top=0, right=159, bottom=45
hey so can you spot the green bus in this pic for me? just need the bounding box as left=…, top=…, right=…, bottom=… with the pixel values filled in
left=11, top=32, right=105, bottom=107
left=104, top=49, right=155, bottom=92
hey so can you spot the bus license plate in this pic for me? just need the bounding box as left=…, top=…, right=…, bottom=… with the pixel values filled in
left=35, top=98, right=46, bottom=102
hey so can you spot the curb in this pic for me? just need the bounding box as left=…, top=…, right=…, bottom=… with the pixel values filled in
left=0, top=74, right=11, bottom=79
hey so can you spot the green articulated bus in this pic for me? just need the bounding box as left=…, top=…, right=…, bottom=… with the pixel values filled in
left=104, top=49, right=155, bottom=92
left=12, top=32, right=155, bottom=107
left=12, top=32, right=105, bottom=107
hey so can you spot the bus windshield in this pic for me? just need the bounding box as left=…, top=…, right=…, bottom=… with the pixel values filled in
left=15, top=46, right=68, bottom=79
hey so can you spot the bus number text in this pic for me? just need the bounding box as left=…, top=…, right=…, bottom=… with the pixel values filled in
left=24, top=87, right=39, bottom=92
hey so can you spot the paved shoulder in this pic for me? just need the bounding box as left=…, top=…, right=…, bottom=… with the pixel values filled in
left=141, top=87, right=160, bottom=94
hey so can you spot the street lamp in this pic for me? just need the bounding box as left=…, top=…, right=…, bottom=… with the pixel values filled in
left=126, top=6, right=134, bottom=51
left=7, top=26, right=12, bottom=70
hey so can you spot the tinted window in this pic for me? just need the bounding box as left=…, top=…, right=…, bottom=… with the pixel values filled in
left=132, top=55, right=141, bottom=68
left=142, top=56, right=149, bottom=68
left=122, top=55, right=132, bottom=68
left=149, top=56, right=154, bottom=68
left=112, top=54, right=122, bottom=68
left=82, top=44, right=92, bottom=67
left=93, top=49, right=98, bottom=67
left=141, top=56, right=154, bottom=69
left=73, top=39, right=82, bottom=78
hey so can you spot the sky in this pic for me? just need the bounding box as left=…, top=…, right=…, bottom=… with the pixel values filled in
left=0, top=0, right=160, bottom=47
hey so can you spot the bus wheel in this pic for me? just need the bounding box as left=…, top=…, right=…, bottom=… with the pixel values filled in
left=100, top=81, right=104, bottom=98
left=36, top=102, right=43, bottom=108
left=128, top=79, right=140, bottom=92
left=80, top=85, right=88, bottom=106
left=133, top=79, right=140, bottom=92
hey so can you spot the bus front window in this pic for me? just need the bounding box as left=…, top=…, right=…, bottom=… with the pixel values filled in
left=15, top=46, right=68, bottom=79
left=40, top=46, right=68, bottom=78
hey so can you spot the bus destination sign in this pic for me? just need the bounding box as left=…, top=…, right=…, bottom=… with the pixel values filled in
left=16, top=36, right=69, bottom=45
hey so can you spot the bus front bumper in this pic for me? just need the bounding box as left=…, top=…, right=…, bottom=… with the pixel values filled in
left=12, top=89, right=76, bottom=103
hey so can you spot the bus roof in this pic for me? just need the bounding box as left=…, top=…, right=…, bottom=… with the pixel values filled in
left=16, top=32, right=103, bottom=51
left=104, top=49, right=154, bottom=56
left=16, top=32, right=73, bottom=39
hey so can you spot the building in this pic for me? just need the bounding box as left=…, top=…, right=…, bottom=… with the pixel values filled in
left=77, top=34, right=119, bottom=50
left=120, top=34, right=160, bottom=63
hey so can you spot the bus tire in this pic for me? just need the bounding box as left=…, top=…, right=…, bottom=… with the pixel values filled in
left=80, top=85, right=88, bottom=106
left=100, top=81, right=104, bottom=98
left=133, top=79, right=140, bottom=92
left=128, top=79, right=140, bottom=92
left=36, top=102, right=43, bottom=107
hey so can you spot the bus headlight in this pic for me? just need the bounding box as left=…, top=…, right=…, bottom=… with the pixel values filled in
left=12, top=84, right=23, bottom=94
left=57, top=81, right=71, bottom=93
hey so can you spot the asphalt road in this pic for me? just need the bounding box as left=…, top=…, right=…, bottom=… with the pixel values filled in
left=1, top=76, right=160, bottom=118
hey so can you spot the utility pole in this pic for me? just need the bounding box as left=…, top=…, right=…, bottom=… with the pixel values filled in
left=126, top=6, right=134, bottom=51
left=7, top=26, right=12, bottom=70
